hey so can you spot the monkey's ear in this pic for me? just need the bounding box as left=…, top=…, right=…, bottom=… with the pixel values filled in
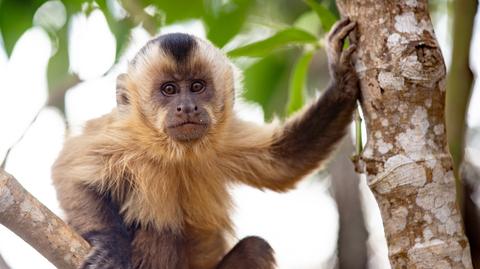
left=116, top=74, right=130, bottom=109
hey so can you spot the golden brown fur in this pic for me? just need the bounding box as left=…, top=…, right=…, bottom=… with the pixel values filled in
left=53, top=19, right=359, bottom=269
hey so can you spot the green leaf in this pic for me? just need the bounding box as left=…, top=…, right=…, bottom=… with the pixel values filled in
left=0, top=0, right=47, bottom=56
left=204, top=0, right=254, bottom=47
left=294, top=11, right=321, bottom=37
left=355, top=109, right=363, bottom=154
left=148, top=0, right=206, bottom=24
left=110, top=19, right=134, bottom=61
left=62, top=0, right=82, bottom=16
left=228, top=28, right=318, bottom=58
left=286, top=50, right=314, bottom=115
left=304, top=0, right=337, bottom=32
left=242, top=51, right=293, bottom=120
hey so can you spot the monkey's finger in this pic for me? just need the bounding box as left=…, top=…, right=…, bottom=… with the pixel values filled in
left=333, top=21, right=356, bottom=46
left=341, top=45, right=357, bottom=66
left=348, top=29, right=358, bottom=45
left=328, top=18, right=351, bottom=42
left=328, top=21, right=356, bottom=61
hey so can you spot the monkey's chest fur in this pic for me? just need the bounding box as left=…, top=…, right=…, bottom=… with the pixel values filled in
left=110, top=156, right=234, bottom=268
left=116, top=156, right=234, bottom=236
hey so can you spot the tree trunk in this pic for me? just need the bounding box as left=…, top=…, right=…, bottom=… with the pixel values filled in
left=336, top=1, right=473, bottom=268
left=329, top=136, right=368, bottom=269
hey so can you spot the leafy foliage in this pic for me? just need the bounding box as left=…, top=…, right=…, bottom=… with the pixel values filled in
left=243, top=51, right=293, bottom=120
left=203, top=0, right=255, bottom=47
left=304, top=0, right=336, bottom=32
left=228, top=28, right=318, bottom=58
left=0, top=0, right=47, bottom=56
left=286, top=50, right=314, bottom=115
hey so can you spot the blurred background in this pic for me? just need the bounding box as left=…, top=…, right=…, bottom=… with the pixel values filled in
left=0, top=0, right=479, bottom=268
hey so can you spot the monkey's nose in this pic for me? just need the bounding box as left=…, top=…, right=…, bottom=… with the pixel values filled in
left=176, top=103, right=198, bottom=115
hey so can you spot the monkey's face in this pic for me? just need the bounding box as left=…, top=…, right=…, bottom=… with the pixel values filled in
left=124, top=33, right=235, bottom=143
left=157, top=78, right=213, bottom=142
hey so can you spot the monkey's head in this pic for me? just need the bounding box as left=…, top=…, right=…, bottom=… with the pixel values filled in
left=117, top=33, right=236, bottom=143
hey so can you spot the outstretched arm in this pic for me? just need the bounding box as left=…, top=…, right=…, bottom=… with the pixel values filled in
left=224, top=19, right=359, bottom=191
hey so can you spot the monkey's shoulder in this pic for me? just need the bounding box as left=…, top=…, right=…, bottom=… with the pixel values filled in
left=61, top=112, right=120, bottom=153
left=82, top=111, right=118, bottom=134
left=53, top=111, right=131, bottom=183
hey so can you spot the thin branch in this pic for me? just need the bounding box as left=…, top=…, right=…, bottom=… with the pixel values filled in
left=120, top=0, right=159, bottom=35
left=446, top=0, right=477, bottom=176
left=1, top=74, right=81, bottom=169
left=1, top=108, right=43, bottom=169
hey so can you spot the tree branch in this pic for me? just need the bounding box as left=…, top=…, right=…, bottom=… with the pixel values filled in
left=446, top=0, right=477, bottom=176
left=0, top=169, right=90, bottom=269
left=0, top=108, right=43, bottom=169
left=329, top=135, right=368, bottom=269
left=0, top=253, right=11, bottom=269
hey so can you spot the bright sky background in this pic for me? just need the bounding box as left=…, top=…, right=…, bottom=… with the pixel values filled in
left=0, top=3, right=479, bottom=269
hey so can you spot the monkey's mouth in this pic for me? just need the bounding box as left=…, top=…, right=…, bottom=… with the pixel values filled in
left=167, top=121, right=207, bottom=129
left=166, top=120, right=209, bottom=142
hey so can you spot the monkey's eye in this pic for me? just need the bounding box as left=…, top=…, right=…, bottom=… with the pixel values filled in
left=161, top=83, right=177, bottom=96
left=191, top=81, right=205, bottom=93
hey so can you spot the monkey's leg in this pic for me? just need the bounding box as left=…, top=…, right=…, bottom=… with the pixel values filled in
left=131, top=228, right=188, bottom=269
left=216, top=236, right=275, bottom=269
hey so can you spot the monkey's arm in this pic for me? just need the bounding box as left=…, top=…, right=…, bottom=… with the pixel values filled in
left=55, top=178, right=132, bottom=269
left=52, top=138, right=131, bottom=269
left=225, top=19, right=358, bottom=191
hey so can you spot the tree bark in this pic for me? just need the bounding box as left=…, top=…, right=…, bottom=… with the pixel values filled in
left=0, top=169, right=90, bottom=269
left=336, top=0, right=473, bottom=268
left=329, top=136, right=368, bottom=269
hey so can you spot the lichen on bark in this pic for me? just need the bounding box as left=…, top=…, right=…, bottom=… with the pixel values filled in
left=336, top=0, right=473, bottom=268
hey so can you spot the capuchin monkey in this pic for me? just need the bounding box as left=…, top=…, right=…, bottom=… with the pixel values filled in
left=52, top=18, right=359, bottom=269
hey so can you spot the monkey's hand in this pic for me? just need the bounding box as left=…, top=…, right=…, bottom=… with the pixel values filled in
left=81, top=231, right=132, bottom=269
left=326, top=18, right=359, bottom=99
